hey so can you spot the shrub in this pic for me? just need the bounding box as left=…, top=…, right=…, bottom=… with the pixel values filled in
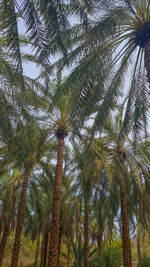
left=141, top=254, right=150, bottom=267
left=100, top=246, right=122, bottom=267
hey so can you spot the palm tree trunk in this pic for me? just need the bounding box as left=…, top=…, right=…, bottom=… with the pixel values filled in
left=40, top=234, right=45, bottom=267
left=79, top=228, right=82, bottom=267
left=137, top=189, right=142, bottom=267
left=67, top=236, right=71, bottom=267
left=75, top=197, right=79, bottom=247
left=120, top=174, right=132, bottom=267
left=57, top=227, right=62, bottom=266
left=0, top=192, right=10, bottom=238
left=0, top=185, right=17, bottom=266
left=0, top=214, right=4, bottom=238
left=34, top=232, right=40, bottom=267
left=44, top=232, right=49, bottom=267
left=48, top=137, right=64, bottom=267
left=144, top=41, right=150, bottom=83
left=10, top=169, right=31, bottom=267
left=97, top=231, right=103, bottom=256
left=0, top=223, right=10, bottom=267
left=84, top=198, right=89, bottom=267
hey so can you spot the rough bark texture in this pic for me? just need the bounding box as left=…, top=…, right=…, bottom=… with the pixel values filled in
left=144, top=41, right=150, bottom=83
left=0, top=186, right=17, bottom=267
left=40, top=234, right=45, bottom=267
left=67, top=236, right=71, bottom=267
left=0, top=192, right=10, bottom=238
left=0, top=214, right=4, bottom=239
left=34, top=232, right=40, bottom=267
left=0, top=223, right=10, bottom=267
left=67, top=245, right=70, bottom=267
left=57, top=227, right=62, bottom=266
left=43, top=232, right=49, bottom=267
left=137, top=189, right=142, bottom=267
left=79, top=228, right=82, bottom=267
left=48, top=137, right=64, bottom=267
left=75, top=198, right=79, bottom=247
left=120, top=175, right=132, bottom=267
left=84, top=199, right=89, bottom=267
left=10, top=170, right=31, bottom=267
left=97, top=232, right=103, bottom=256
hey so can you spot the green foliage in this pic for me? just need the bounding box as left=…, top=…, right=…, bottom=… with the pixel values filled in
left=3, top=234, right=36, bottom=266
left=100, top=246, right=122, bottom=267
left=141, top=255, right=150, bottom=267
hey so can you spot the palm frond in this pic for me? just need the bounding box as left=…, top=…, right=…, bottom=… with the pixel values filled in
left=0, top=0, right=24, bottom=90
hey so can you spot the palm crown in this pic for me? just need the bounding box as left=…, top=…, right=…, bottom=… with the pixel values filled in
left=55, top=0, right=150, bottom=139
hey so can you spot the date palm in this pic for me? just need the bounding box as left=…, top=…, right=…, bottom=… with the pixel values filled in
left=24, top=165, right=55, bottom=267
left=10, top=122, right=54, bottom=267
left=134, top=139, right=150, bottom=266
left=92, top=109, right=146, bottom=267
left=0, top=0, right=25, bottom=90
left=55, top=0, right=150, bottom=139
left=0, top=169, right=20, bottom=266
left=46, top=91, right=74, bottom=267
left=92, top=168, right=119, bottom=257
left=25, top=76, right=79, bottom=266
left=72, top=140, right=106, bottom=267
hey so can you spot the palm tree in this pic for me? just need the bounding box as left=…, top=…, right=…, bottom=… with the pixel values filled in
left=61, top=195, right=84, bottom=267
left=47, top=94, right=75, bottom=267
left=26, top=79, right=76, bottom=267
left=72, top=140, right=105, bottom=267
left=92, top=168, right=119, bottom=257
left=24, top=166, right=55, bottom=267
left=10, top=122, right=54, bottom=267
left=0, top=54, right=41, bottom=266
left=0, top=63, right=25, bottom=264
left=0, top=0, right=25, bottom=90
left=56, top=166, right=74, bottom=267
left=24, top=154, right=73, bottom=267
left=47, top=132, right=67, bottom=267
left=54, top=0, right=150, bottom=141
left=135, top=140, right=150, bottom=266
left=92, top=110, right=147, bottom=267
left=0, top=169, right=20, bottom=266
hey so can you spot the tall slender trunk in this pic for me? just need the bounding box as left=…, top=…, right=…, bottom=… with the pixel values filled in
left=44, top=232, right=49, bottom=267
left=97, top=231, right=103, bottom=266
left=137, top=189, right=142, bottom=267
left=0, top=185, right=17, bottom=267
left=48, top=137, right=65, bottom=267
left=84, top=198, right=89, bottom=267
left=57, top=227, right=62, bottom=266
left=0, top=223, right=10, bottom=267
left=0, top=214, right=4, bottom=239
left=11, top=169, right=31, bottom=267
left=143, top=189, right=148, bottom=227
left=79, top=227, right=82, bottom=267
left=67, top=236, right=71, bottom=267
left=75, top=197, right=79, bottom=247
left=34, top=232, right=40, bottom=267
left=0, top=192, right=10, bottom=238
left=120, top=174, right=132, bottom=267
left=97, top=231, right=103, bottom=256
left=137, top=235, right=141, bottom=267
left=144, top=41, right=150, bottom=83
left=40, top=234, right=45, bottom=267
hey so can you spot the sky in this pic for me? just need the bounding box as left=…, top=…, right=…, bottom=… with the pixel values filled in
left=18, top=19, right=40, bottom=79
left=18, top=12, right=77, bottom=80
